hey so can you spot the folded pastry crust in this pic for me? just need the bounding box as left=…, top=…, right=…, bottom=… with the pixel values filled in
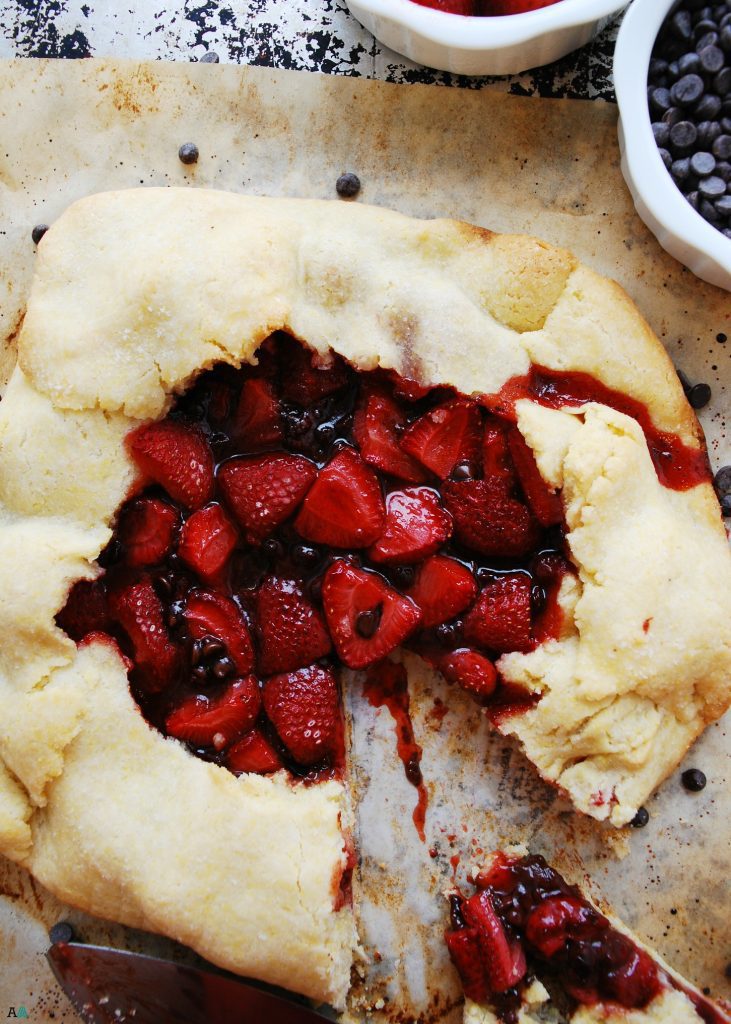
left=0, top=189, right=729, bottom=1003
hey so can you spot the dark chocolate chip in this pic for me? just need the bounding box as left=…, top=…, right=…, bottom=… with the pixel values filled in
left=695, top=93, right=722, bottom=120
left=652, top=122, right=671, bottom=147
left=721, top=492, right=731, bottom=515
left=691, top=150, right=717, bottom=174
left=49, top=921, right=76, bottom=944
left=335, top=172, right=361, bottom=199
left=688, top=381, right=712, bottom=407
left=630, top=807, right=650, bottom=828
left=670, top=119, right=698, bottom=149
left=671, top=74, right=705, bottom=106
left=200, top=51, right=219, bottom=62
left=356, top=604, right=382, bottom=638
left=650, top=87, right=673, bottom=113
left=681, top=767, right=707, bottom=790
left=672, top=157, right=692, bottom=182
left=178, top=142, right=199, bottom=165
left=712, top=133, right=731, bottom=158
left=32, top=223, right=49, bottom=245
left=699, top=44, right=725, bottom=72
left=699, top=174, right=727, bottom=195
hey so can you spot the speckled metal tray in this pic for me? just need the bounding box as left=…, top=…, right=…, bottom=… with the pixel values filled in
left=0, top=58, right=728, bottom=1024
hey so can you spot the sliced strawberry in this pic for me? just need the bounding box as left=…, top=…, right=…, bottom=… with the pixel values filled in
left=255, top=576, right=332, bottom=675
left=439, top=649, right=498, bottom=704
left=108, top=575, right=179, bottom=692
left=183, top=590, right=254, bottom=674
left=295, top=447, right=386, bottom=548
left=482, top=419, right=516, bottom=492
left=118, top=497, right=180, bottom=568
left=411, top=0, right=477, bottom=11
left=463, top=574, right=533, bottom=653
left=218, top=453, right=317, bottom=544
left=57, top=578, right=110, bottom=641
left=165, top=676, right=261, bottom=751
left=463, top=889, right=527, bottom=993
left=389, top=371, right=433, bottom=402
left=177, top=503, right=238, bottom=583
left=407, top=555, right=477, bottom=629
left=524, top=896, right=603, bottom=959
left=263, top=664, right=342, bottom=767
left=507, top=427, right=563, bottom=527
left=322, top=561, right=421, bottom=669
left=445, top=927, right=491, bottom=1003
left=442, top=479, right=541, bottom=557
left=232, top=377, right=283, bottom=450
left=353, top=385, right=426, bottom=484
left=127, top=420, right=214, bottom=510
left=484, top=0, right=557, bottom=13
left=401, top=398, right=482, bottom=479
left=368, top=487, right=452, bottom=564
left=226, top=727, right=283, bottom=775
left=279, top=338, right=350, bottom=406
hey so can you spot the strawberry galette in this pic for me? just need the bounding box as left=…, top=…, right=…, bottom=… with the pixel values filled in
left=0, top=189, right=729, bottom=1009
left=448, top=849, right=731, bottom=1023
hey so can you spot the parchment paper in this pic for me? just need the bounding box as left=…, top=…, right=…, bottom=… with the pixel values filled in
left=0, top=59, right=728, bottom=1024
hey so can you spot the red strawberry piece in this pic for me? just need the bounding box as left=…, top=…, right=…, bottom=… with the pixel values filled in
left=226, top=727, right=283, bottom=775
left=183, top=590, right=254, bottom=675
left=177, top=503, right=238, bottom=583
left=57, top=578, right=110, bottom=641
left=525, top=896, right=604, bottom=958
left=165, top=675, right=261, bottom=751
left=407, top=555, right=477, bottom=629
left=295, top=447, right=386, bottom=548
left=218, top=453, right=317, bottom=544
left=127, top=420, right=214, bottom=510
left=603, top=947, right=661, bottom=1009
left=507, top=427, right=563, bottom=527
left=401, top=398, right=482, bottom=479
left=279, top=338, right=350, bottom=406
left=442, top=479, right=541, bottom=557
left=411, top=0, right=477, bottom=12
left=108, top=575, right=179, bottom=692
left=463, top=574, right=533, bottom=653
left=463, top=889, right=527, bottom=993
left=484, top=0, right=557, bottom=14
left=263, top=664, right=342, bottom=767
left=322, top=561, right=421, bottom=669
left=473, top=852, right=517, bottom=891
left=388, top=371, right=433, bottom=403
left=353, top=385, right=426, bottom=484
left=482, top=419, right=516, bottom=492
left=445, top=927, right=491, bottom=1004
left=439, top=649, right=498, bottom=704
left=255, top=576, right=332, bottom=675
left=232, top=377, right=283, bottom=450
left=118, top=497, right=180, bottom=568
left=368, top=487, right=452, bottom=564
left=204, top=380, right=235, bottom=425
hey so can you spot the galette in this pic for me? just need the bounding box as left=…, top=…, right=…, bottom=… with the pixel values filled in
left=0, top=189, right=729, bottom=1010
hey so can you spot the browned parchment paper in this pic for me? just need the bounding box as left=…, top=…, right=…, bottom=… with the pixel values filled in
left=0, top=59, right=728, bottom=1024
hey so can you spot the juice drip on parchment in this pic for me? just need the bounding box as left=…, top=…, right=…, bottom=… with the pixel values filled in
left=363, top=660, right=428, bottom=842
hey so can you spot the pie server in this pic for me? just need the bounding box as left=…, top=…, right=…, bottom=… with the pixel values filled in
left=47, top=941, right=336, bottom=1024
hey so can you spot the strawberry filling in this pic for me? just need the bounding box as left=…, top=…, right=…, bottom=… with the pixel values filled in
left=446, top=853, right=665, bottom=1023
left=57, top=332, right=581, bottom=781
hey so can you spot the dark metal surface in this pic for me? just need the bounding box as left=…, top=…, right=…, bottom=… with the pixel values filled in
left=47, top=942, right=334, bottom=1024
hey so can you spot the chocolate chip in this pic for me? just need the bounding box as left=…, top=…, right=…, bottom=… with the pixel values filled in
left=49, top=921, right=76, bottom=944
left=652, top=122, right=671, bottom=146
left=691, top=148, right=717, bottom=174
left=714, top=465, right=731, bottom=496
left=200, top=51, right=219, bottom=62
left=672, top=157, right=692, bottom=182
left=651, top=86, right=673, bottom=113
left=672, top=73, right=705, bottom=106
left=32, top=223, right=49, bottom=245
left=699, top=44, right=725, bottom=73
left=670, top=119, right=698, bottom=148
left=699, top=173, right=727, bottom=195
left=697, top=120, right=722, bottom=147
left=356, top=605, right=382, bottom=638
left=335, top=172, right=361, bottom=199
left=721, top=493, right=731, bottom=516
left=262, top=537, right=284, bottom=560
left=451, top=460, right=477, bottom=481
left=688, top=381, right=712, bottom=407
left=681, top=767, right=707, bottom=790
left=630, top=807, right=650, bottom=828
left=695, top=92, right=722, bottom=119
left=212, top=656, right=234, bottom=679
left=178, top=142, right=199, bottom=165
left=201, top=637, right=225, bottom=658
left=712, top=133, right=731, bottom=158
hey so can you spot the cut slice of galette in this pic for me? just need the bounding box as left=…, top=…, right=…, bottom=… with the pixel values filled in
left=0, top=189, right=729, bottom=1008
left=447, top=848, right=731, bottom=1024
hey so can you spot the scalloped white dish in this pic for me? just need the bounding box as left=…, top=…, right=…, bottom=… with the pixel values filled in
left=345, top=0, right=625, bottom=76
left=614, top=0, right=731, bottom=292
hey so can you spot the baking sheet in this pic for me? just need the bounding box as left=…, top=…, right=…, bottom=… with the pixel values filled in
left=0, top=59, right=728, bottom=1023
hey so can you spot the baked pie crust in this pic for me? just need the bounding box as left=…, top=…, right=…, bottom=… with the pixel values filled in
left=0, top=189, right=729, bottom=1006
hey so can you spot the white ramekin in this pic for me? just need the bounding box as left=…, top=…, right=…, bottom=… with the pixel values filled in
left=346, top=0, right=625, bottom=76
left=614, top=0, right=731, bottom=292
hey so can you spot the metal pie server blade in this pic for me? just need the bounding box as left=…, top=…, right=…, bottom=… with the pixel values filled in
left=47, top=941, right=335, bottom=1024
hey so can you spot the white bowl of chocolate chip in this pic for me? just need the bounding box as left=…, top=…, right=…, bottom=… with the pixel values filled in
left=615, top=0, right=731, bottom=291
